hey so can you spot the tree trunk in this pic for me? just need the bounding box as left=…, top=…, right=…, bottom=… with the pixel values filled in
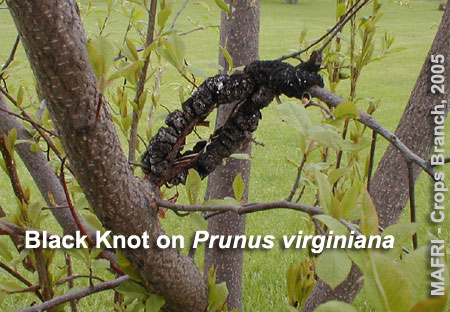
left=303, top=2, right=450, bottom=310
left=203, top=1, right=260, bottom=310
left=6, top=1, right=207, bottom=311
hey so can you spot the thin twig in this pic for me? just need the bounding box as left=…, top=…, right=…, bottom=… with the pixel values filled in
left=179, top=25, right=220, bottom=36
left=128, top=160, right=151, bottom=171
left=0, top=35, right=20, bottom=80
left=156, top=198, right=323, bottom=216
left=0, top=284, right=41, bottom=295
left=170, top=0, right=190, bottom=29
left=129, top=0, right=158, bottom=162
left=367, top=130, right=377, bottom=192
left=0, top=104, right=57, bottom=137
left=64, top=254, right=78, bottom=312
left=56, top=274, right=106, bottom=286
left=277, top=0, right=368, bottom=61
left=59, top=159, right=125, bottom=276
left=317, top=0, right=370, bottom=54
left=34, top=247, right=54, bottom=303
left=16, top=275, right=131, bottom=312
left=0, top=133, right=28, bottom=204
left=0, top=88, right=77, bottom=176
left=0, top=260, right=43, bottom=300
left=333, top=119, right=350, bottom=193
left=42, top=205, right=71, bottom=210
left=407, top=162, right=417, bottom=249
left=309, top=86, right=436, bottom=178
left=286, top=154, right=307, bottom=201
left=305, top=101, right=335, bottom=119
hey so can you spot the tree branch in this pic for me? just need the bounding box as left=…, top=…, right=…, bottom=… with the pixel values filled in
left=16, top=275, right=131, bottom=312
left=0, top=260, right=43, bottom=300
left=277, top=0, right=368, bottom=61
left=308, top=86, right=435, bottom=178
left=286, top=153, right=307, bottom=201
left=155, top=198, right=323, bottom=215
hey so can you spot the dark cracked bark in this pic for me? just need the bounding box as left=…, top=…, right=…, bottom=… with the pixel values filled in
left=203, top=1, right=260, bottom=311
left=6, top=1, right=207, bottom=311
left=302, top=2, right=450, bottom=310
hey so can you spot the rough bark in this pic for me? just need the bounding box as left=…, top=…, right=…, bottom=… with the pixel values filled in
left=6, top=1, right=207, bottom=311
left=203, top=1, right=260, bottom=310
left=302, top=2, right=450, bottom=310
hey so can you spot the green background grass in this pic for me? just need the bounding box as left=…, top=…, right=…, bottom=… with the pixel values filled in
left=0, top=0, right=448, bottom=311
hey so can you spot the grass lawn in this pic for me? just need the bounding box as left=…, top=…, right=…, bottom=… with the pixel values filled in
left=0, top=0, right=448, bottom=311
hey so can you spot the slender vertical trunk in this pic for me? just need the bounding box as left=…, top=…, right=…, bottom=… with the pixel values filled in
left=203, top=1, right=260, bottom=310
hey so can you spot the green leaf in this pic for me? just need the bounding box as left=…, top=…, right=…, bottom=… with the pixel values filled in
left=230, top=153, right=251, bottom=160
left=146, top=294, right=165, bottom=312
left=187, top=65, right=207, bottom=79
left=189, top=213, right=207, bottom=231
left=220, top=46, right=233, bottom=72
left=6, top=128, right=17, bottom=155
left=382, top=222, right=417, bottom=256
left=364, top=251, right=412, bottom=312
left=108, top=61, right=143, bottom=82
left=107, top=0, right=114, bottom=13
left=86, top=36, right=115, bottom=79
left=186, top=169, right=202, bottom=205
left=92, top=258, right=110, bottom=270
left=16, top=86, right=24, bottom=107
left=166, top=34, right=185, bottom=69
left=313, top=215, right=348, bottom=235
left=360, top=188, right=378, bottom=236
left=115, top=280, right=148, bottom=300
left=0, top=158, right=6, bottom=175
left=327, top=168, right=347, bottom=185
left=410, top=289, right=449, bottom=312
left=29, top=142, right=40, bottom=154
left=314, top=169, right=332, bottom=215
left=214, top=0, right=230, bottom=14
left=0, top=239, right=13, bottom=262
left=117, top=250, right=143, bottom=282
left=0, top=279, right=24, bottom=291
left=315, top=249, right=352, bottom=290
left=277, top=101, right=311, bottom=136
left=307, top=125, right=342, bottom=149
left=286, top=263, right=298, bottom=302
left=28, top=201, right=43, bottom=225
left=336, top=2, right=347, bottom=18
left=346, top=248, right=367, bottom=273
left=341, top=184, right=360, bottom=220
left=232, top=173, right=245, bottom=202
left=208, top=282, right=229, bottom=311
left=121, top=116, right=133, bottom=133
left=402, top=246, right=439, bottom=304
left=157, top=7, right=172, bottom=30
left=126, top=38, right=140, bottom=62
left=315, top=300, right=358, bottom=312
left=81, top=213, right=105, bottom=233
left=334, top=101, right=359, bottom=119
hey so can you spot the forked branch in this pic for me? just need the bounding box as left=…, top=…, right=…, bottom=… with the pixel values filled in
left=308, top=86, right=436, bottom=178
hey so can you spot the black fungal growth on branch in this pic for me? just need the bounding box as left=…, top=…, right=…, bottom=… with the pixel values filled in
left=142, top=59, right=324, bottom=186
